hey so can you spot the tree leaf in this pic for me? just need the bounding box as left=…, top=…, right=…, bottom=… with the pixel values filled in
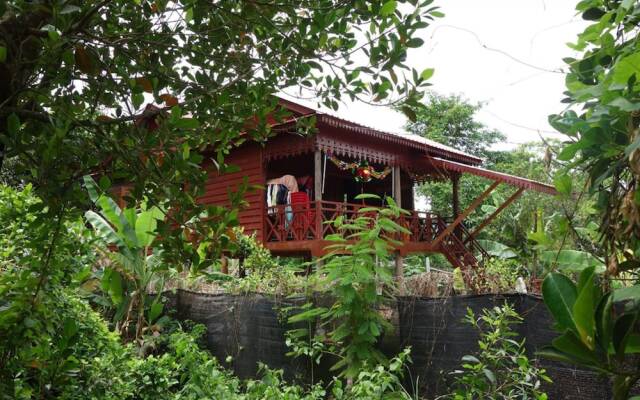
left=136, top=77, right=154, bottom=93
left=542, top=272, right=578, bottom=333
left=595, top=292, right=613, bottom=352
left=573, top=266, right=596, bottom=349
left=482, top=368, right=496, bottom=385
left=159, top=94, right=178, bottom=106
left=612, top=285, right=640, bottom=302
left=380, top=1, right=397, bottom=16
left=0, top=46, right=6, bottom=63
left=613, top=313, right=637, bottom=359
left=420, top=68, right=434, bottom=81
left=148, top=301, right=163, bottom=323
left=135, top=206, right=163, bottom=248
left=85, top=210, right=124, bottom=249
left=539, top=250, right=604, bottom=273
left=174, top=118, right=200, bottom=129
left=401, top=106, right=417, bottom=123
left=553, top=173, right=572, bottom=196
left=551, top=330, right=600, bottom=366
left=7, top=113, right=20, bottom=135
left=612, top=52, right=640, bottom=85
left=74, top=45, right=95, bottom=75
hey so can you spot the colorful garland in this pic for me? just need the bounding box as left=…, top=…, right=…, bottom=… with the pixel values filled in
left=327, top=153, right=392, bottom=182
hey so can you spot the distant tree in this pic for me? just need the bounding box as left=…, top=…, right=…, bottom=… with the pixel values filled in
left=405, top=93, right=505, bottom=160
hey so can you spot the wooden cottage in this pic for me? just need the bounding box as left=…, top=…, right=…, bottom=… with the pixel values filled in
left=199, top=98, right=556, bottom=272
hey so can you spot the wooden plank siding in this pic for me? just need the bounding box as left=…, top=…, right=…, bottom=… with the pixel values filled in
left=198, top=144, right=265, bottom=241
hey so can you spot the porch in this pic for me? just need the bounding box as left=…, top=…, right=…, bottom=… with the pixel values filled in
left=263, top=199, right=489, bottom=267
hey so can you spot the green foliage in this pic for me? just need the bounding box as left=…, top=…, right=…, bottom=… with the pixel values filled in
left=549, top=0, right=640, bottom=272
left=404, top=92, right=601, bottom=282
left=231, top=226, right=277, bottom=272
left=482, top=258, right=527, bottom=293
left=1, top=290, right=124, bottom=399
left=331, top=348, right=415, bottom=400
left=223, top=263, right=309, bottom=296
left=2, top=283, right=327, bottom=399
left=0, top=185, right=98, bottom=394
left=289, top=194, right=409, bottom=378
left=84, top=176, right=167, bottom=340
left=1, top=0, right=441, bottom=263
left=441, top=305, right=550, bottom=400
left=540, top=266, right=640, bottom=400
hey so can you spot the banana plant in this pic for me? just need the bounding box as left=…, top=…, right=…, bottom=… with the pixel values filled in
left=540, top=266, right=640, bottom=399
left=83, top=176, right=166, bottom=341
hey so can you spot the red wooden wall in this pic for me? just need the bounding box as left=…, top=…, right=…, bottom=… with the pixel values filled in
left=198, top=144, right=265, bottom=241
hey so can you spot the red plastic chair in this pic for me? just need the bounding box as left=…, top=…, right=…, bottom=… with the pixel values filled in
left=290, top=192, right=314, bottom=239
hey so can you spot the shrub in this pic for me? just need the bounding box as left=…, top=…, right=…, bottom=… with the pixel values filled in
left=440, top=305, right=550, bottom=400
left=482, top=258, right=527, bottom=293
left=232, top=226, right=277, bottom=272
left=289, top=194, right=410, bottom=378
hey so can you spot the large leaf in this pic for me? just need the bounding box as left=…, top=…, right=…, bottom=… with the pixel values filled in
left=148, top=301, right=163, bottom=324
left=476, top=239, right=517, bottom=259
left=542, top=272, right=578, bottom=333
left=539, top=250, right=605, bottom=273
left=135, top=206, right=163, bottom=247
left=85, top=210, right=125, bottom=250
left=98, top=196, right=124, bottom=229
left=102, top=267, right=124, bottom=305
left=83, top=175, right=101, bottom=203
left=551, top=330, right=600, bottom=366
left=613, top=285, right=640, bottom=303
left=595, top=292, right=614, bottom=353
left=84, top=175, right=127, bottom=235
left=572, top=266, right=596, bottom=349
left=613, top=313, right=638, bottom=360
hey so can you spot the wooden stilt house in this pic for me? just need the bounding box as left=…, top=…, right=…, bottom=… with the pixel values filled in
left=200, top=98, right=556, bottom=271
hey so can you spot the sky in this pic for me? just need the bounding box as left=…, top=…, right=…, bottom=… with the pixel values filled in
left=283, top=0, right=587, bottom=151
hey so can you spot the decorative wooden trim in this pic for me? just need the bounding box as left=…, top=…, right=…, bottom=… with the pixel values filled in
left=263, top=135, right=315, bottom=160
left=316, top=135, right=398, bottom=165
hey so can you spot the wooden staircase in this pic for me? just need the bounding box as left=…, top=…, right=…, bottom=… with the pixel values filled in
left=434, top=217, right=489, bottom=272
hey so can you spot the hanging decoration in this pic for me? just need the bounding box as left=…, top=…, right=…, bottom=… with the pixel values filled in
left=327, top=152, right=392, bottom=183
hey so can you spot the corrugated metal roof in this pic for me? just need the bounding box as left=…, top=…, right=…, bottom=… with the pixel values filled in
left=426, top=156, right=557, bottom=195
left=277, top=97, right=481, bottom=165
left=316, top=113, right=482, bottom=165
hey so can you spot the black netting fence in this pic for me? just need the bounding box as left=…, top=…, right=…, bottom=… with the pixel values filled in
left=164, top=290, right=611, bottom=399
left=397, top=294, right=610, bottom=399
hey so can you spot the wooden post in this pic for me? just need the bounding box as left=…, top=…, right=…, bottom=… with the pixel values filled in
left=314, top=149, right=322, bottom=202
left=466, top=187, right=524, bottom=243
left=432, top=181, right=500, bottom=247
left=393, top=166, right=402, bottom=205
left=314, top=149, right=323, bottom=268
left=395, top=252, right=404, bottom=294
left=220, top=256, right=228, bottom=275
left=452, top=174, right=461, bottom=240
left=393, top=166, right=404, bottom=292
left=452, top=174, right=460, bottom=219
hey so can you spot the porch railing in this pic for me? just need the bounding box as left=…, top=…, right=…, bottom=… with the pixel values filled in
left=264, top=200, right=490, bottom=266
left=265, top=200, right=457, bottom=244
